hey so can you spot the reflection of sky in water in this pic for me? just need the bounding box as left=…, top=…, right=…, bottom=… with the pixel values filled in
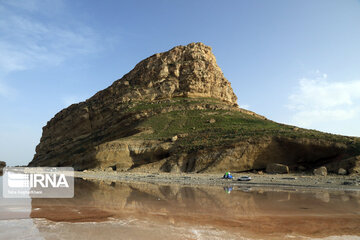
left=0, top=178, right=359, bottom=240
left=0, top=176, right=32, bottom=220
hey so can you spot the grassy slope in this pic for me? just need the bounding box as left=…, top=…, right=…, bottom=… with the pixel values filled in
left=126, top=97, right=360, bottom=154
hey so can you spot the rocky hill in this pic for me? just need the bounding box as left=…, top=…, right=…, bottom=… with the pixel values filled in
left=28, top=43, right=360, bottom=174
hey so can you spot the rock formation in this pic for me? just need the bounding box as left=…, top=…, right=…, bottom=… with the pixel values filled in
left=266, top=163, right=289, bottom=174
left=28, top=43, right=360, bottom=173
left=105, top=42, right=238, bottom=104
left=0, top=161, right=5, bottom=176
left=313, top=166, right=328, bottom=176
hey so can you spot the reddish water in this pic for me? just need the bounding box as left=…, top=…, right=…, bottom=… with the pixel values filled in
left=1, top=177, right=360, bottom=240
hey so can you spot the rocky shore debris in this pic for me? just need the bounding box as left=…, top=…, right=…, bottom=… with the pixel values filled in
left=313, top=166, right=327, bottom=177
left=338, top=168, right=347, bottom=175
left=74, top=171, right=360, bottom=191
left=266, top=163, right=289, bottom=174
left=342, top=181, right=357, bottom=186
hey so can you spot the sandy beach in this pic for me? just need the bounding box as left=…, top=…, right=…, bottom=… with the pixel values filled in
left=74, top=171, right=360, bottom=192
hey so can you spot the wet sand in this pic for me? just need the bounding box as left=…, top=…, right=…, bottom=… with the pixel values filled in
left=1, top=177, right=360, bottom=239
left=1, top=175, right=360, bottom=239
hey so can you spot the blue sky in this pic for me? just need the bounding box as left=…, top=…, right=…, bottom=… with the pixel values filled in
left=1, top=0, right=360, bottom=166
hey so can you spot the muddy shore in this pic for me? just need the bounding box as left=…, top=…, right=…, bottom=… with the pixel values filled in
left=74, top=171, right=360, bottom=191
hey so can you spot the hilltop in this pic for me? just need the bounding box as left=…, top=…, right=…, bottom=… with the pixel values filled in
left=28, top=43, right=360, bottom=174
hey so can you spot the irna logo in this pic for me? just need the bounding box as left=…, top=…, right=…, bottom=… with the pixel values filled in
left=2, top=167, right=74, bottom=198
left=8, top=172, right=69, bottom=188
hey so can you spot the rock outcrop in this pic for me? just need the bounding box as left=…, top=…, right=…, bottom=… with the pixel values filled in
left=266, top=163, right=289, bottom=174
left=28, top=43, right=360, bottom=173
left=0, top=161, right=6, bottom=176
left=92, top=42, right=237, bottom=105
left=338, top=168, right=347, bottom=175
left=313, top=166, right=328, bottom=177
left=0, top=161, right=5, bottom=168
left=326, top=155, right=360, bottom=175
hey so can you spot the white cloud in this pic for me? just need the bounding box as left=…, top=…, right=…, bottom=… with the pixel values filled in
left=1, top=0, right=64, bottom=13
left=0, top=1, right=99, bottom=74
left=287, top=72, right=360, bottom=129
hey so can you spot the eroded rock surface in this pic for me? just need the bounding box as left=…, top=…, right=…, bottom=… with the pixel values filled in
left=314, top=166, right=328, bottom=177
left=0, top=161, right=5, bottom=168
left=266, top=163, right=289, bottom=174
left=0, top=161, right=5, bottom=176
left=28, top=43, right=360, bottom=173
left=109, top=42, right=238, bottom=104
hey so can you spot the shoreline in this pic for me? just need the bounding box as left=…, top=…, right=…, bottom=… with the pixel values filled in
left=74, top=171, right=360, bottom=192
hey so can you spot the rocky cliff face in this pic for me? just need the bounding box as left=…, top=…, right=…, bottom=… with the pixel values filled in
left=105, top=42, right=238, bottom=104
left=0, top=161, right=5, bottom=176
left=28, top=43, right=360, bottom=173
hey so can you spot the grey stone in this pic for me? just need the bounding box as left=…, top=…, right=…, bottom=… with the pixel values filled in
left=266, top=163, right=289, bottom=174
left=313, top=166, right=327, bottom=176
left=338, top=168, right=347, bottom=175
left=209, top=118, right=216, bottom=124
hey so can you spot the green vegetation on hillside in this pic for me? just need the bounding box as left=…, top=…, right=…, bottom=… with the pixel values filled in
left=127, top=98, right=360, bottom=153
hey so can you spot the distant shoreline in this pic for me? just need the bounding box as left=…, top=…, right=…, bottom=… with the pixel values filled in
left=74, top=171, right=360, bottom=192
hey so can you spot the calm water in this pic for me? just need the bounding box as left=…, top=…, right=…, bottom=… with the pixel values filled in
left=1, top=176, right=360, bottom=240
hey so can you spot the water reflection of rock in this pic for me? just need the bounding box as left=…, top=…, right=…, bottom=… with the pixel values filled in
left=30, top=179, right=360, bottom=238
left=31, top=179, right=260, bottom=223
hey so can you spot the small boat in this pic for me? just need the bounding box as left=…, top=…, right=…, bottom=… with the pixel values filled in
left=238, top=176, right=252, bottom=181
